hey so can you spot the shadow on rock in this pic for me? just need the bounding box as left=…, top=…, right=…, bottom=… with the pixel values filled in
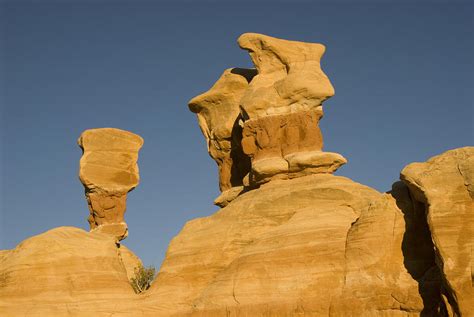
left=389, top=181, right=449, bottom=317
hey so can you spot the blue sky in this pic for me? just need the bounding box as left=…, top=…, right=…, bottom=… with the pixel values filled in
left=1, top=1, right=472, bottom=268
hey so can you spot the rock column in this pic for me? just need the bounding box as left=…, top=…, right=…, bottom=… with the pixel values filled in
left=238, top=33, right=346, bottom=185
left=78, top=128, right=143, bottom=241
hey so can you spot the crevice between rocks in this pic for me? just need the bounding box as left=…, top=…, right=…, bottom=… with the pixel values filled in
left=342, top=205, right=361, bottom=288
left=391, top=181, right=461, bottom=316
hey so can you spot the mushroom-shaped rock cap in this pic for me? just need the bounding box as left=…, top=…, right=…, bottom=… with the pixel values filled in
left=237, top=33, right=327, bottom=73
left=78, top=128, right=143, bottom=241
left=237, top=33, right=334, bottom=118
left=78, top=128, right=144, bottom=193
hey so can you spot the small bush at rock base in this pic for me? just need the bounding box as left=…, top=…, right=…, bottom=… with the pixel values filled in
left=130, top=264, right=156, bottom=294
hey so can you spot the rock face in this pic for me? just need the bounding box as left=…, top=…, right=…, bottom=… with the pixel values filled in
left=144, top=172, right=460, bottom=316
left=401, top=147, right=474, bottom=315
left=146, top=175, right=407, bottom=315
left=78, top=128, right=144, bottom=241
left=120, top=244, right=143, bottom=281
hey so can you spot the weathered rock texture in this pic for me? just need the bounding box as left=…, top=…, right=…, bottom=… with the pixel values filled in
left=1, top=154, right=473, bottom=317
left=147, top=175, right=393, bottom=315
left=0, top=227, right=141, bottom=316
left=1, top=32, right=473, bottom=317
left=189, top=33, right=346, bottom=205
left=121, top=244, right=143, bottom=281
left=401, top=147, right=474, bottom=315
left=143, top=172, right=456, bottom=316
left=78, top=128, right=143, bottom=241
left=189, top=68, right=256, bottom=206
left=237, top=33, right=346, bottom=185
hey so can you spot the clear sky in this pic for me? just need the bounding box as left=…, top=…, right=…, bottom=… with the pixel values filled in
left=1, top=1, right=473, bottom=269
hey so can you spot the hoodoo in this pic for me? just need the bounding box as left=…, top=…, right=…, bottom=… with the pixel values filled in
left=189, top=33, right=347, bottom=207
left=78, top=128, right=144, bottom=241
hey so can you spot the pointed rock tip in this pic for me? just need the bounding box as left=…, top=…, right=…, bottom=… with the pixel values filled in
left=188, top=68, right=257, bottom=113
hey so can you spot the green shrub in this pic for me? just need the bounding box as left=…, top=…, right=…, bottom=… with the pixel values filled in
left=130, top=264, right=156, bottom=294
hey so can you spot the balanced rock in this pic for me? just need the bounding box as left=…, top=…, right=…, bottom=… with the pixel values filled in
left=188, top=33, right=347, bottom=207
left=238, top=33, right=346, bottom=185
left=237, top=33, right=335, bottom=118
left=78, top=128, right=144, bottom=241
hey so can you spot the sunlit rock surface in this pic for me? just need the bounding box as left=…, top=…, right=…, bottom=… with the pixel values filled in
left=237, top=33, right=345, bottom=185
left=0, top=227, right=140, bottom=316
left=401, top=147, right=474, bottom=315
left=78, top=128, right=144, bottom=241
left=188, top=68, right=255, bottom=206
left=1, top=32, right=472, bottom=316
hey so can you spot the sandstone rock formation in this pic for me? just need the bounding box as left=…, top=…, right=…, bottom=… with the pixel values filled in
left=121, top=244, right=143, bottom=281
left=237, top=33, right=346, bottom=185
left=0, top=227, right=140, bottom=316
left=78, top=128, right=143, bottom=241
left=147, top=174, right=407, bottom=315
left=401, top=147, right=474, bottom=315
left=189, top=68, right=256, bottom=206
left=143, top=171, right=461, bottom=316
left=2, top=146, right=472, bottom=316
left=189, top=33, right=346, bottom=205
left=1, top=33, right=472, bottom=317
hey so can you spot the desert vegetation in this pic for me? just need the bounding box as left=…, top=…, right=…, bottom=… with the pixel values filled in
left=130, top=264, right=156, bottom=294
